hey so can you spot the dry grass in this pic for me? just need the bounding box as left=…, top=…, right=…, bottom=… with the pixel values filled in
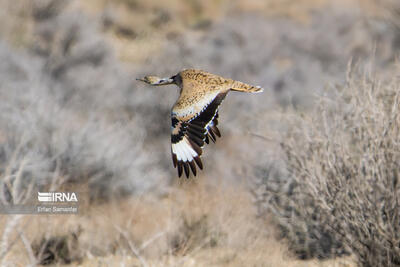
left=0, top=181, right=355, bottom=266
left=0, top=0, right=395, bottom=63
left=74, top=0, right=376, bottom=62
left=0, top=0, right=34, bottom=47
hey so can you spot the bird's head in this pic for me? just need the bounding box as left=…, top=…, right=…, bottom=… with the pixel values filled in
left=136, top=75, right=175, bottom=86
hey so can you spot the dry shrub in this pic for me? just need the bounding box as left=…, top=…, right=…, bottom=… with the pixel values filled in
left=0, top=0, right=169, bottom=202
left=169, top=214, right=225, bottom=256
left=32, top=229, right=82, bottom=265
left=253, top=160, right=349, bottom=260
left=265, top=64, right=400, bottom=266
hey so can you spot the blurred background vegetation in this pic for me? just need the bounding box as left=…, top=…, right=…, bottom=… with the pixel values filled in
left=0, top=0, right=399, bottom=266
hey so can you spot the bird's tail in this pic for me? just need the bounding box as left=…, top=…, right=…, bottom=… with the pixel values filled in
left=229, top=80, right=264, bottom=93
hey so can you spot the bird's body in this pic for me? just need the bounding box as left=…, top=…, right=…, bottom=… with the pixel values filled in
left=137, top=69, right=263, bottom=178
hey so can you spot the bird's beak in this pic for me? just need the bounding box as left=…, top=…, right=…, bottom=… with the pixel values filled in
left=158, top=78, right=174, bottom=85
left=137, top=76, right=174, bottom=85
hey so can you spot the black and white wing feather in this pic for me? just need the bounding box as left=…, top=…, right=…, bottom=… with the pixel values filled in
left=170, top=92, right=227, bottom=178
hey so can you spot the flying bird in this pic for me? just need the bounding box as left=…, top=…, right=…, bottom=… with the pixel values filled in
left=137, top=69, right=263, bottom=178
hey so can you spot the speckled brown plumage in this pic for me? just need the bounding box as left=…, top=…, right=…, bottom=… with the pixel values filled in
left=173, top=69, right=262, bottom=120
left=137, top=69, right=263, bottom=178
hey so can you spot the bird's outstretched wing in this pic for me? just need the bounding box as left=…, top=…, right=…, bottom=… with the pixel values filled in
left=171, top=92, right=227, bottom=178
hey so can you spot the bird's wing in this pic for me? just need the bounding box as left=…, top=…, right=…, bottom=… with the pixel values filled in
left=170, top=91, right=227, bottom=178
left=204, top=112, right=221, bottom=144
